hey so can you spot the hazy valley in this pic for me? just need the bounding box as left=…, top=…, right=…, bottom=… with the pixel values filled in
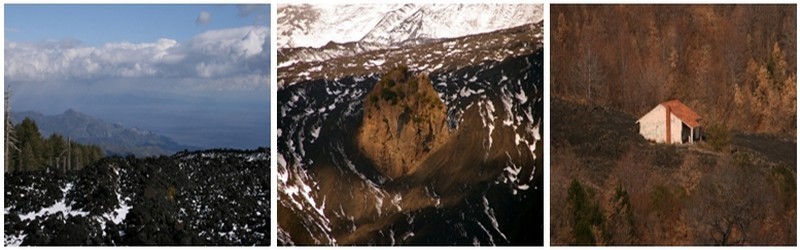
left=12, top=109, right=196, bottom=157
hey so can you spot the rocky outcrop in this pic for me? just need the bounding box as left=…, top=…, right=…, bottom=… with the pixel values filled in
left=356, top=66, right=450, bottom=180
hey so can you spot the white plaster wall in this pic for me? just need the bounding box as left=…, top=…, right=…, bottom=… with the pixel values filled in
left=638, top=105, right=666, bottom=143
left=638, top=104, right=687, bottom=144
left=669, top=112, right=683, bottom=144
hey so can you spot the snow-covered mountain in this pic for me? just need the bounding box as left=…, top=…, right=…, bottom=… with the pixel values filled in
left=278, top=22, right=543, bottom=87
left=278, top=4, right=543, bottom=49
left=277, top=3, right=543, bottom=245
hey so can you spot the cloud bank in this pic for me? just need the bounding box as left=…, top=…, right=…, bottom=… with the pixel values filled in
left=4, top=25, right=269, bottom=90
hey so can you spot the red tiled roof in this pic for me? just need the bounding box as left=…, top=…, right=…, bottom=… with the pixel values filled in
left=661, top=100, right=701, bottom=128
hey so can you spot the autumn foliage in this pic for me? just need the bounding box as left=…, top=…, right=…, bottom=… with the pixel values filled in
left=551, top=4, right=796, bottom=136
left=551, top=7, right=796, bottom=243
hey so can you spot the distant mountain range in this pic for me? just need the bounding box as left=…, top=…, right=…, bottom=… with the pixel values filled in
left=12, top=109, right=197, bottom=157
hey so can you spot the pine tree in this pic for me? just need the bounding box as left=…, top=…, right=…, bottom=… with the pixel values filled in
left=19, top=143, right=36, bottom=172
left=6, top=109, right=104, bottom=172
left=15, top=118, right=43, bottom=171
left=5, top=86, right=19, bottom=172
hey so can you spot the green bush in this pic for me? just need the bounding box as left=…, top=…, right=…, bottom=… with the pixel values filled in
left=568, top=179, right=603, bottom=245
left=772, top=164, right=796, bottom=209
left=369, top=95, right=379, bottom=104
left=609, top=185, right=636, bottom=243
left=381, top=88, right=397, bottom=102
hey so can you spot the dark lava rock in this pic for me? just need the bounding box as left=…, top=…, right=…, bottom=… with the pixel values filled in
left=4, top=148, right=270, bottom=246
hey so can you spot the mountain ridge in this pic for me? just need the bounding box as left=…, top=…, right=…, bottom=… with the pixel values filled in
left=278, top=4, right=542, bottom=49
left=278, top=22, right=543, bottom=87
left=12, top=109, right=197, bottom=157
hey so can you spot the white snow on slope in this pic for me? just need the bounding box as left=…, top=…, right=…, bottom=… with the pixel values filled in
left=6, top=183, right=88, bottom=246
left=17, top=183, right=89, bottom=222
left=277, top=154, right=337, bottom=245
left=278, top=4, right=543, bottom=49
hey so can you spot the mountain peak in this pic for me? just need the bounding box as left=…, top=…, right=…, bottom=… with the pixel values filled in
left=60, top=109, right=97, bottom=123
left=63, top=108, right=83, bottom=116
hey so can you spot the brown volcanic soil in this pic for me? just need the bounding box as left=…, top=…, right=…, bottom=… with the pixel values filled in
left=732, top=133, right=796, bottom=169
left=551, top=97, right=641, bottom=159
left=278, top=22, right=543, bottom=86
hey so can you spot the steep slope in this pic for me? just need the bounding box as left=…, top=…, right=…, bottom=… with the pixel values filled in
left=278, top=4, right=543, bottom=49
left=279, top=22, right=543, bottom=86
left=12, top=110, right=196, bottom=157
left=4, top=148, right=270, bottom=246
left=277, top=49, right=543, bottom=245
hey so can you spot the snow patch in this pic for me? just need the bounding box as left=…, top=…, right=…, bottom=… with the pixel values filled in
left=482, top=195, right=508, bottom=242
left=368, top=59, right=385, bottom=66
left=18, top=183, right=89, bottom=222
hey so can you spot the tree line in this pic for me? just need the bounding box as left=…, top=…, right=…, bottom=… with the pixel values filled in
left=6, top=117, right=104, bottom=173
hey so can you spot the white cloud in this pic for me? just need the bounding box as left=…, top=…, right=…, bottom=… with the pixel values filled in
left=4, top=25, right=269, bottom=91
left=195, top=61, right=232, bottom=78
left=190, top=26, right=267, bottom=58
left=196, top=11, right=211, bottom=25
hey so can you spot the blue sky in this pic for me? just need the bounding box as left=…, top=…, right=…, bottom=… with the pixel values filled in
left=6, top=5, right=269, bottom=46
left=5, top=4, right=271, bottom=150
